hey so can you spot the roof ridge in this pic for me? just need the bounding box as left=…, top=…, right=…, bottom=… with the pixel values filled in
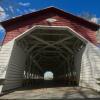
left=0, top=6, right=100, bottom=29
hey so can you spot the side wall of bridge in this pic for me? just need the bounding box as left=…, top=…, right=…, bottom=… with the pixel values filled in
left=2, top=41, right=26, bottom=91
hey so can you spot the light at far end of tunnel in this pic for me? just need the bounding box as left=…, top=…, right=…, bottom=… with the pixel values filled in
left=44, top=71, right=54, bottom=80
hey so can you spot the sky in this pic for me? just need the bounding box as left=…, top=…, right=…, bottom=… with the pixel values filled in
left=0, top=0, right=100, bottom=45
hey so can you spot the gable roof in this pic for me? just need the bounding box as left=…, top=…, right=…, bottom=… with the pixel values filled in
left=0, top=7, right=100, bottom=30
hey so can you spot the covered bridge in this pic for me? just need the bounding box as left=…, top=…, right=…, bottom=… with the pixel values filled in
left=0, top=7, right=100, bottom=93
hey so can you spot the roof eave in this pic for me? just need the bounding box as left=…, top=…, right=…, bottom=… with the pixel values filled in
left=0, top=6, right=100, bottom=30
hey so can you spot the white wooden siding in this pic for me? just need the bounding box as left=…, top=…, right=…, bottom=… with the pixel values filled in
left=0, top=41, right=14, bottom=93
left=2, top=41, right=26, bottom=91
left=79, top=42, right=100, bottom=91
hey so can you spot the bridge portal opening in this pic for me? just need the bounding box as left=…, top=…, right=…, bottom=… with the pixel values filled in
left=15, top=27, right=86, bottom=88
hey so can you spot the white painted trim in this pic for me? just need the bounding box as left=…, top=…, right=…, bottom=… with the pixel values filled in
left=13, top=25, right=90, bottom=44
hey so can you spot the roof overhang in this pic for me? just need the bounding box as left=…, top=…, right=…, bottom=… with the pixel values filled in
left=0, top=7, right=100, bottom=31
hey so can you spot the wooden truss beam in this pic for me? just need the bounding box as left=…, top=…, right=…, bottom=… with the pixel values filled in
left=30, top=56, right=44, bottom=73
left=28, top=35, right=74, bottom=54
left=61, top=44, right=74, bottom=54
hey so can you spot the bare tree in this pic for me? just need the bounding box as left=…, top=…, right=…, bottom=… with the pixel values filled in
left=79, top=12, right=96, bottom=21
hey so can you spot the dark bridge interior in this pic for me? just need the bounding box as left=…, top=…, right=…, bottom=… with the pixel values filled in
left=16, top=27, right=86, bottom=88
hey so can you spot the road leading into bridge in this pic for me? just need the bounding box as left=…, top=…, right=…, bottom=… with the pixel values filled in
left=0, top=87, right=100, bottom=99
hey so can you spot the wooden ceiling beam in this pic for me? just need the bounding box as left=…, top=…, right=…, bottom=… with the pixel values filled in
left=61, top=44, right=74, bottom=54
left=30, top=56, right=44, bottom=73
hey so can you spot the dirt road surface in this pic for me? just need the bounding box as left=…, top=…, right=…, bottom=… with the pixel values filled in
left=0, top=87, right=100, bottom=99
